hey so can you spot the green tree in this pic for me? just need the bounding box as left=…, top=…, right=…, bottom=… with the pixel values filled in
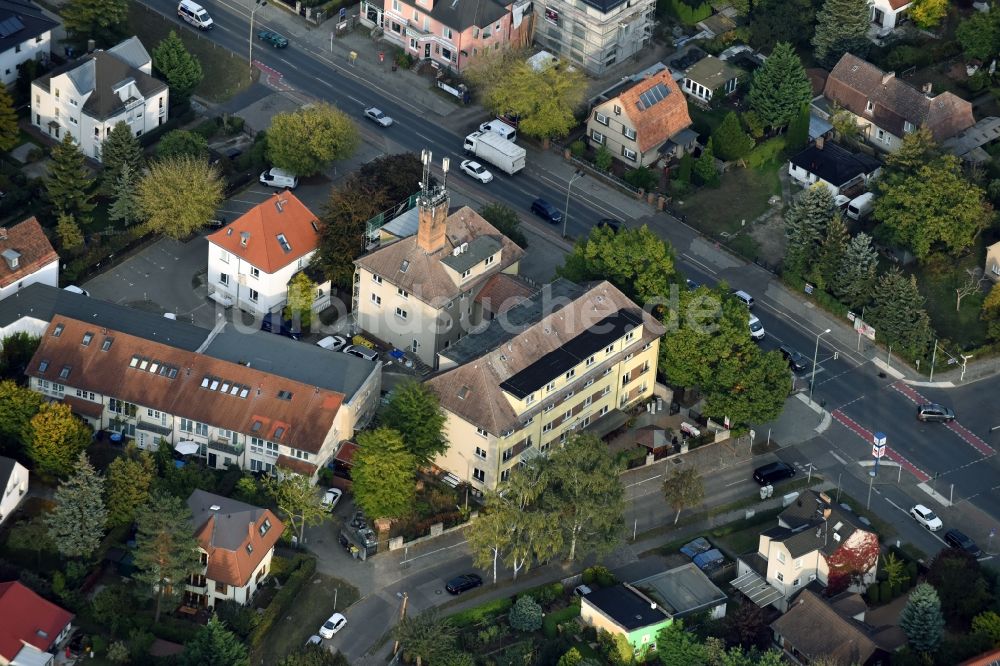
left=711, top=112, right=755, bottom=162
left=479, top=202, right=527, bottom=248
left=883, top=127, right=939, bottom=177
left=481, top=61, right=585, bottom=141
left=867, top=268, right=933, bottom=359
left=832, top=232, right=878, bottom=309
left=178, top=616, right=249, bottom=666
left=46, top=452, right=107, bottom=559
left=545, top=434, right=624, bottom=562
left=26, top=402, right=91, bottom=478
left=55, top=213, right=84, bottom=251
left=749, top=0, right=816, bottom=51
left=676, top=152, right=694, bottom=184
left=786, top=103, right=811, bottom=151
left=262, top=468, right=326, bottom=544
left=152, top=32, right=203, bottom=103
left=0, top=333, right=40, bottom=383
left=747, top=42, right=812, bottom=129
left=283, top=271, right=317, bottom=330
left=0, top=380, right=42, bottom=454
left=595, top=145, right=613, bottom=171
left=100, top=121, right=143, bottom=190
left=982, top=282, right=1000, bottom=341
left=138, top=156, right=223, bottom=239
left=705, top=346, right=790, bottom=428
left=509, top=595, right=543, bottom=632
left=312, top=177, right=386, bottom=288
left=105, top=446, right=156, bottom=527
left=957, top=10, right=1000, bottom=60
left=557, top=225, right=676, bottom=306
left=108, top=163, right=141, bottom=227
left=694, top=138, right=718, bottom=186
left=46, top=134, right=97, bottom=222
left=357, top=153, right=423, bottom=204
left=662, top=467, right=704, bottom=524
left=352, top=428, right=415, bottom=520
left=155, top=129, right=209, bottom=160
left=62, top=0, right=127, bottom=45
left=972, top=611, right=1000, bottom=647
left=91, top=585, right=134, bottom=638
left=277, top=646, right=350, bottom=666
left=466, top=502, right=511, bottom=584
left=381, top=380, right=447, bottom=467
left=881, top=551, right=907, bottom=592
left=910, top=0, right=948, bottom=29
left=558, top=648, right=584, bottom=666
left=0, top=83, right=17, bottom=152
left=657, top=621, right=707, bottom=665
left=5, top=516, right=54, bottom=567
left=133, top=490, right=201, bottom=623
left=784, top=185, right=835, bottom=278
left=267, top=103, right=358, bottom=176
left=899, top=583, right=945, bottom=653
left=391, top=608, right=459, bottom=666
left=812, top=0, right=871, bottom=67
left=812, top=214, right=849, bottom=292
left=926, top=549, right=991, bottom=629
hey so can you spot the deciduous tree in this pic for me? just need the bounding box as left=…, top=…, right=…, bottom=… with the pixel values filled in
left=155, top=129, right=209, bottom=160
left=391, top=608, right=459, bottom=666
left=380, top=380, right=447, bottom=467
left=479, top=202, right=527, bottom=248
left=283, top=271, right=317, bottom=330
left=747, top=42, right=812, bottom=129
left=46, top=452, right=107, bottom=559
left=62, top=0, right=127, bottom=45
left=178, top=616, right=249, bottom=666
left=832, top=232, right=878, bottom=309
left=105, top=446, right=156, bottom=527
left=711, top=112, right=755, bottom=162
left=100, top=121, right=143, bottom=190
left=748, top=0, right=816, bottom=51
left=867, top=268, right=933, bottom=359
left=312, top=177, right=386, bottom=288
left=509, top=596, right=543, bottom=632
left=132, top=490, right=201, bottom=623
left=812, top=0, right=871, bottom=67
left=262, top=468, right=325, bottom=544
left=267, top=103, right=358, bottom=176
left=152, top=32, right=203, bottom=103
left=0, top=333, right=40, bottom=383
left=481, top=61, right=585, bottom=141
left=138, top=156, right=223, bottom=239
left=899, top=583, right=945, bottom=653
left=5, top=516, right=54, bottom=567
left=351, top=428, right=415, bottom=520
left=972, top=611, right=1000, bottom=647
left=26, top=402, right=91, bottom=478
left=910, top=0, right=948, bottom=30
left=0, top=379, right=42, bottom=454
left=982, top=282, right=1000, bottom=341
left=277, top=646, right=350, bottom=666
left=358, top=152, right=423, bottom=204
left=662, top=467, right=704, bottom=524
left=957, top=10, right=1000, bottom=61
left=55, top=213, right=84, bottom=251
left=0, top=83, right=17, bottom=152
left=927, top=549, right=991, bottom=629
left=704, top=346, right=790, bottom=428
left=46, top=134, right=96, bottom=223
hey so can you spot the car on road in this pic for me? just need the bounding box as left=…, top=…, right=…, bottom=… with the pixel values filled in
left=910, top=504, right=943, bottom=531
left=445, top=573, right=483, bottom=594
left=530, top=198, right=562, bottom=224
left=342, top=344, right=379, bottom=362
left=944, top=528, right=982, bottom=557
left=257, top=29, right=289, bottom=48
left=732, top=289, right=755, bottom=308
left=364, top=106, right=393, bottom=127
left=321, top=488, right=342, bottom=511
left=460, top=159, right=493, bottom=183
left=916, top=403, right=955, bottom=423
left=753, top=461, right=795, bottom=486
left=318, top=613, right=347, bottom=639
left=597, top=218, right=623, bottom=232
left=316, top=335, right=348, bottom=352
left=779, top=345, right=809, bottom=372
left=748, top=314, right=765, bottom=341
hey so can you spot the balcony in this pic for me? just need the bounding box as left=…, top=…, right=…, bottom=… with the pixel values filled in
left=209, top=439, right=245, bottom=456
left=137, top=420, right=172, bottom=436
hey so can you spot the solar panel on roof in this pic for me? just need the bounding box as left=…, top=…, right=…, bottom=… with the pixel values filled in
left=636, top=83, right=671, bottom=110
left=0, top=16, right=24, bottom=38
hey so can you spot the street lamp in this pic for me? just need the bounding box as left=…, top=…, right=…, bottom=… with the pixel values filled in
left=809, top=328, right=831, bottom=404
left=248, top=0, right=267, bottom=77
left=562, top=169, right=585, bottom=238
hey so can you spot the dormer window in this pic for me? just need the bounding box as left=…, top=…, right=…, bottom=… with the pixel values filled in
left=259, top=518, right=271, bottom=536
left=82, top=332, right=94, bottom=346
left=484, top=254, right=495, bottom=266
left=53, top=324, right=64, bottom=337
left=865, top=100, right=874, bottom=113
left=38, top=360, right=49, bottom=372
left=904, top=121, right=915, bottom=133
left=246, top=543, right=254, bottom=555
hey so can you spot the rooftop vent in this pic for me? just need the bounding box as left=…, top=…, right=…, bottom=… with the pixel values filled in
left=0, top=227, right=7, bottom=240
left=2, top=248, right=19, bottom=270
left=210, top=504, right=221, bottom=511
left=276, top=198, right=287, bottom=213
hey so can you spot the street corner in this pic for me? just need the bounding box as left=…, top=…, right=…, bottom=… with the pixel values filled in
left=759, top=393, right=831, bottom=448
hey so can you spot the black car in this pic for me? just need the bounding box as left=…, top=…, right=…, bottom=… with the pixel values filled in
left=944, top=529, right=982, bottom=557
left=260, top=312, right=301, bottom=340
left=445, top=573, right=483, bottom=594
left=685, top=278, right=700, bottom=290
left=779, top=345, right=809, bottom=372
left=597, top=218, right=623, bottom=232
left=753, top=461, right=796, bottom=486
left=530, top=198, right=562, bottom=224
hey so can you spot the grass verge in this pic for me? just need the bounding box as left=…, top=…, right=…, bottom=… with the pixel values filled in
left=675, top=166, right=781, bottom=237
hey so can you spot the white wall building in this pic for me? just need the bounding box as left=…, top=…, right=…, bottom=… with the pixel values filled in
left=0, top=217, right=57, bottom=303
left=0, top=0, right=56, bottom=86
left=0, top=456, right=27, bottom=527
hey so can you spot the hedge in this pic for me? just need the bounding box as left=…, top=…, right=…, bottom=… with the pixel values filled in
left=518, top=582, right=564, bottom=606
left=542, top=602, right=581, bottom=638
left=149, top=616, right=201, bottom=644
left=250, top=555, right=317, bottom=648
left=448, top=597, right=513, bottom=628
left=746, top=135, right=787, bottom=169
left=662, top=0, right=711, bottom=24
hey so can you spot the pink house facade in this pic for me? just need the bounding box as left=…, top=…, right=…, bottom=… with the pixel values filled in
left=360, top=0, right=533, bottom=73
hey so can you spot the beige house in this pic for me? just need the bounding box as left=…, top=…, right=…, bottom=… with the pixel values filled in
left=353, top=178, right=523, bottom=368
left=986, top=241, right=1000, bottom=282
left=426, top=279, right=664, bottom=492
left=681, top=56, right=743, bottom=105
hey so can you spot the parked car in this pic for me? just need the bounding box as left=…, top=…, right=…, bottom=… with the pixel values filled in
left=321, top=488, right=342, bottom=511
left=364, top=106, right=393, bottom=127
left=731, top=289, right=754, bottom=308
left=753, top=461, right=795, bottom=486
left=597, top=218, right=622, bottom=232
left=944, top=528, right=982, bottom=557
left=318, top=613, right=347, bottom=639
left=680, top=537, right=712, bottom=559
left=257, top=29, right=289, bottom=48
left=63, top=285, right=90, bottom=297
left=305, top=635, right=322, bottom=646
left=685, top=278, right=700, bottom=290
left=460, top=159, right=493, bottom=183
left=316, top=335, right=348, bottom=352
left=445, top=573, right=483, bottom=594
left=779, top=345, right=809, bottom=372
left=260, top=312, right=300, bottom=340
left=573, top=584, right=593, bottom=596
left=916, top=403, right=955, bottom=423
left=342, top=344, right=378, bottom=362
left=530, top=198, right=562, bottom=224
left=910, top=504, right=943, bottom=531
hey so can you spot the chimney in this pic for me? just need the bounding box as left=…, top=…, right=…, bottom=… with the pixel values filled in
left=922, top=82, right=933, bottom=96
left=822, top=507, right=832, bottom=520
left=815, top=135, right=824, bottom=150
left=416, top=150, right=451, bottom=253
left=881, top=71, right=895, bottom=85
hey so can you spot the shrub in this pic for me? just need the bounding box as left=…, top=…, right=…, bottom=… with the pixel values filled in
left=520, top=582, right=564, bottom=607
left=664, top=0, right=712, bottom=24
left=624, top=166, right=658, bottom=191
left=91, top=635, right=108, bottom=657
left=570, top=140, right=586, bottom=158
left=869, top=583, right=881, bottom=604
left=214, top=599, right=259, bottom=639
left=746, top=135, right=787, bottom=169
left=448, top=596, right=514, bottom=628
left=509, top=595, right=543, bottom=632
left=149, top=616, right=200, bottom=644
left=583, top=565, right=617, bottom=588
left=879, top=580, right=893, bottom=602
left=250, top=555, right=317, bottom=648
left=594, top=145, right=613, bottom=171
left=543, top=602, right=581, bottom=638
left=26, top=147, right=45, bottom=162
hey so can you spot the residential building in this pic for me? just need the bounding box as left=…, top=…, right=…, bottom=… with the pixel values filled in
left=787, top=139, right=882, bottom=197
left=0, top=217, right=58, bottom=303
left=0, top=0, right=56, bottom=86
left=942, top=116, right=1000, bottom=163
left=353, top=175, right=524, bottom=368
left=0, top=456, right=27, bottom=527
left=362, top=0, right=533, bottom=73
left=184, top=490, right=284, bottom=609
left=580, top=583, right=672, bottom=659
left=427, top=278, right=664, bottom=492
left=531, top=0, right=655, bottom=75
left=31, top=36, right=168, bottom=161
left=870, top=0, right=911, bottom=36
left=771, top=589, right=903, bottom=665
left=986, top=240, right=1000, bottom=282
left=630, top=563, right=728, bottom=621
left=206, top=192, right=330, bottom=316
left=681, top=56, right=743, bottom=104
left=823, top=53, right=974, bottom=152
left=0, top=581, right=74, bottom=666
left=732, top=490, right=879, bottom=611
left=587, top=67, right=695, bottom=167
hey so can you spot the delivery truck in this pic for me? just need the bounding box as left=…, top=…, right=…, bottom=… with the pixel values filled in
left=463, top=131, right=526, bottom=175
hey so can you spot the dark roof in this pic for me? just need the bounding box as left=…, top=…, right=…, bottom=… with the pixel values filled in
left=770, top=490, right=871, bottom=557
left=499, top=309, right=643, bottom=398
left=770, top=590, right=886, bottom=665
left=0, top=283, right=210, bottom=351
left=0, top=455, right=15, bottom=489
left=789, top=143, right=881, bottom=187
left=395, top=0, right=508, bottom=31
left=585, top=585, right=671, bottom=630
left=578, top=0, right=629, bottom=13
left=0, top=0, right=55, bottom=56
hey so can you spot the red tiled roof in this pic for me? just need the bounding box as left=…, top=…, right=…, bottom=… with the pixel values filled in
left=207, top=192, right=320, bottom=274
left=474, top=273, right=535, bottom=317
left=275, top=454, right=317, bottom=476
left=189, top=494, right=284, bottom=588
left=616, top=70, right=692, bottom=153
left=61, top=394, right=104, bottom=418
left=0, top=581, right=74, bottom=660
left=0, top=217, right=58, bottom=289
left=334, top=441, right=358, bottom=465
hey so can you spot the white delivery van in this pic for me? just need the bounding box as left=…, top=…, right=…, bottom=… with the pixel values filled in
left=178, top=0, right=214, bottom=29
left=63, top=285, right=90, bottom=296
left=846, top=192, right=874, bottom=221
left=259, top=167, right=298, bottom=189
left=749, top=314, right=765, bottom=341
left=479, top=119, right=517, bottom=143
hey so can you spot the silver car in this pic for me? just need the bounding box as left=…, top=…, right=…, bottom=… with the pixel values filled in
left=460, top=159, right=493, bottom=183
left=364, top=106, right=393, bottom=127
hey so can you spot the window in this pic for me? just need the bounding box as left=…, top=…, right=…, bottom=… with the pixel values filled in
left=476, top=427, right=488, bottom=437
left=53, top=324, right=64, bottom=337
left=461, top=269, right=471, bottom=279
left=372, top=275, right=383, bottom=284
left=443, top=27, right=452, bottom=38
left=594, top=111, right=609, bottom=126
left=613, top=104, right=621, bottom=115
left=904, top=121, right=915, bottom=133
left=776, top=572, right=784, bottom=582
left=215, top=581, right=228, bottom=593
left=605, top=344, right=614, bottom=354
left=397, top=287, right=408, bottom=298
left=622, top=126, right=636, bottom=140
left=621, top=147, right=637, bottom=161
left=69, top=116, right=77, bottom=125
left=475, top=446, right=487, bottom=459
left=82, top=332, right=93, bottom=346
left=147, top=409, right=161, bottom=419
left=102, top=337, right=113, bottom=351
left=259, top=518, right=271, bottom=536
left=473, top=468, right=485, bottom=482
left=865, top=99, right=874, bottom=113
left=500, top=468, right=510, bottom=482
left=293, top=449, right=310, bottom=460
left=876, top=128, right=890, bottom=144
left=371, top=293, right=381, bottom=305
left=544, top=404, right=554, bottom=413
left=625, top=330, right=636, bottom=342
left=220, top=273, right=230, bottom=286
left=564, top=410, right=572, bottom=420
left=591, top=130, right=605, bottom=145
left=250, top=267, right=259, bottom=279
left=542, top=423, right=552, bottom=433
left=484, top=254, right=495, bottom=266
left=585, top=355, right=595, bottom=367
left=248, top=289, right=259, bottom=302
left=795, top=558, right=803, bottom=570
left=564, top=390, right=574, bottom=401
left=776, top=551, right=786, bottom=563
left=525, top=393, right=536, bottom=405
left=793, top=578, right=800, bottom=587
left=546, top=381, right=556, bottom=392
left=392, top=0, right=399, bottom=9
left=395, top=307, right=408, bottom=319
left=565, top=369, right=575, bottom=380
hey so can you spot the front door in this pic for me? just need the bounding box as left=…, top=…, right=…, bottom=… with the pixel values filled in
left=424, top=43, right=431, bottom=59
left=208, top=452, right=217, bottom=468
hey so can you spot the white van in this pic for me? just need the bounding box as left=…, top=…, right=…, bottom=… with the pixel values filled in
left=846, top=192, right=874, bottom=221
left=479, top=119, right=517, bottom=143
left=178, top=0, right=214, bottom=29
left=749, top=314, right=765, bottom=341
left=63, top=285, right=89, bottom=296
left=259, top=167, right=298, bottom=189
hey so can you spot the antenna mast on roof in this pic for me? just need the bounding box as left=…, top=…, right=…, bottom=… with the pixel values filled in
left=420, top=149, right=432, bottom=198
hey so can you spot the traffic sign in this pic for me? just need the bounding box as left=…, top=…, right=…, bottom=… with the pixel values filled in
left=872, top=443, right=886, bottom=458
left=873, top=432, right=886, bottom=446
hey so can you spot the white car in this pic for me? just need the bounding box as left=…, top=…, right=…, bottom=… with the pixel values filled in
left=322, top=488, right=342, bottom=511
left=316, top=335, right=348, bottom=352
left=460, top=159, right=493, bottom=183
left=910, top=504, right=943, bottom=531
left=318, top=612, right=347, bottom=639
left=364, top=107, right=393, bottom=127
left=305, top=635, right=322, bottom=646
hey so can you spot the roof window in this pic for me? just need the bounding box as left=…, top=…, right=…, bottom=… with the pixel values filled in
left=59, top=365, right=71, bottom=379
left=277, top=390, right=293, bottom=401
left=277, top=234, right=292, bottom=253
left=101, top=337, right=113, bottom=351
left=38, top=360, right=48, bottom=372
left=53, top=324, right=64, bottom=337
left=82, top=332, right=94, bottom=346
left=274, top=427, right=285, bottom=438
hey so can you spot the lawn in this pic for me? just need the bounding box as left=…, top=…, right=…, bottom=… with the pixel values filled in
left=908, top=250, right=990, bottom=351
left=127, top=3, right=257, bottom=103
left=687, top=106, right=727, bottom=138
left=674, top=165, right=781, bottom=237
left=253, top=572, right=360, bottom=665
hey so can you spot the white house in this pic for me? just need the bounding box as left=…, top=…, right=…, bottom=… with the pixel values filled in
left=681, top=56, right=743, bottom=105
left=0, top=217, right=58, bottom=303
left=0, top=0, right=55, bottom=86
left=0, top=456, right=27, bottom=527
left=870, top=0, right=911, bottom=35
left=30, top=36, right=168, bottom=161
left=206, top=191, right=330, bottom=317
